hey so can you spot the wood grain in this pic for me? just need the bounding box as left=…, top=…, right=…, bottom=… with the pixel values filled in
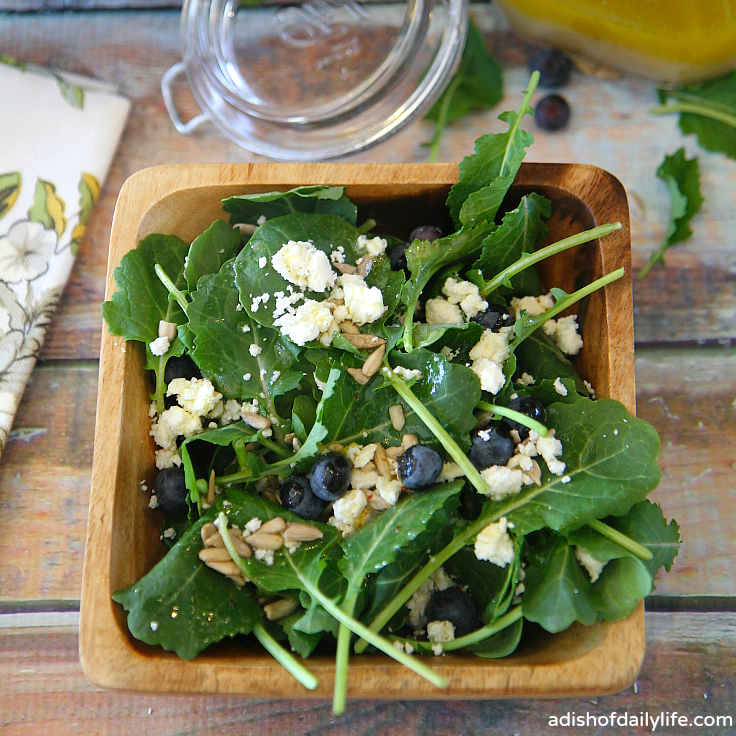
left=0, top=10, right=733, bottom=361
left=2, top=613, right=734, bottom=735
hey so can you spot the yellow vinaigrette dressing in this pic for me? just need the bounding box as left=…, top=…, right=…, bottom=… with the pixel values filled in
left=498, top=0, right=736, bottom=83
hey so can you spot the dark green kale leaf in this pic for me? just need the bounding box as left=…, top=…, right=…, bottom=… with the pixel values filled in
left=512, top=332, right=588, bottom=396
left=184, top=219, right=242, bottom=290
left=656, top=72, right=736, bottom=160
left=102, top=233, right=189, bottom=343
left=466, top=617, right=523, bottom=658
left=638, top=148, right=703, bottom=279
left=222, top=185, right=358, bottom=227
left=423, top=19, right=503, bottom=162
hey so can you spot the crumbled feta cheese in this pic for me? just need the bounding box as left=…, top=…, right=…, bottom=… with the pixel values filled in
left=425, top=297, right=463, bottom=325
left=405, top=642, right=414, bottom=655
left=427, top=620, right=455, bottom=643
left=250, top=293, right=271, bottom=312
left=245, top=518, right=262, bottom=534
left=258, top=256, right=267, bottom=269
left=257, top=215, right=267, bottom=226
left=356, top=234, right=388, bottom=257
left=168, top=377, right=222, bottom=416
left=274, top=299, right=334, bottom=346
left=163, top=527, right=176, bottom=539
left=376, top=474, right=402, bottom=506
left=249, top=344, right=262, bottom=357
left=393, top=640, right=404, bottom=652
left=255, top=549, right=275, bottom=565
left=220, top=399, right=242, bottom=425
left=330, top=246, right=346, bottom=264
left=479, top=465, right=524, bottom=501
left=431, top=568, right=454, bottom=591
left=285, top=540, right=302, bottom=553
left=332, top=489, right=368, bottom=527
left=392, top=366, right=423, bottom=381
left=151, top=406, right=202, bottom=450
left=561, top=475, right=571, bottom=484
left=148, top=494, right=159, bottom=509
left=262, top=428, right=273, bottom=438
left=155, top=448, right=182, bottom=470
left=553, top=377, right=568, bottom=396
left=575, top=546, right=605, bottom=582
left=271, top=240, right=336, bottom=292
left=552, top=315, right=584, bottom=356
left=349, top=468, right=379, bottom=490
left=471, top=358, right=506, bottom=395
left=438, top=462, right=465, bottom=483
left=149, top=335, right=171, bottom=356
left=150, top=621, right=158, bottom=631
left=149, top=402, right=157, bottom=418
left=536, top=433, right=566, bottom=476
left=442, top=277, right=488, bottom=318
left=431, top=644, right=443, bottom=656
left=272, top=289, right=304, bottom=319
left=474, top=517, right=515, bottom=566
left=469, top=328, right=511, bottom=364
left=510, top=293, right=554, bottom=318
left=338, top=274, right=386, bottom=325
left=584, top=380, right=596, bottom=399
left=346, top=443, right=377, bottom=468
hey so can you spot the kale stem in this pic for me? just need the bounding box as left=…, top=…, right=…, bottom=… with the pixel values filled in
left=499, top=71, right=539, bottom=176
left=332, top=591, right=358, bottom=715
left=427, top=74, right=461, bottom=163
left=651, top=102, right=736, bottom=129
left=233, top=438, right=249, bottom=471
left=477, top=402, right=549, bottom=437
left=154, top=263, right=189, bottom=316
left=253, top=623, right=319, bottom=691
left=357, top=218, right=377, bottom=235
left=588, top=519, right=653, bottom=561
left=391, top=606, right=523, bottom=653
left=155, top=352, right=166, bottom=415
left=217, top=515, right=318, bottom=690
left=258, top=436, right=292, bottom=459
left=479, top=222, right=622, bottom=297
left=382, top=367, right=488, bottom=496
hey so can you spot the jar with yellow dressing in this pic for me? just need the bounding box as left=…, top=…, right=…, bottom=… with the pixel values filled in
left=497, top=0, right=736, bottom=83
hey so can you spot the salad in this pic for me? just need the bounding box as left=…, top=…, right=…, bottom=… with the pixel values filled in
left=104, top=75, right=680, bottom=712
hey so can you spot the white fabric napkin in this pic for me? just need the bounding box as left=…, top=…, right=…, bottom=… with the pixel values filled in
left=0, top=59, right=130, bottom=457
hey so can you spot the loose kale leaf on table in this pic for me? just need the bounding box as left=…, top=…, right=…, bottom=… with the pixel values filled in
left=423, top=19, right=503, bottom=161
left=184, top=219, right=243, bottom=291
left=102, top=233, right=189, bottom=343
left=222, top=185, right=358, bottom=227
left=188, top=260, right=302, bottom=401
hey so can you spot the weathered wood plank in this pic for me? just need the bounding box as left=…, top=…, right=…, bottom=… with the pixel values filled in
left=0, top=347, right=732, bottom=602
left=0, top=10, right=733, bottom=361
left=1, top=613, right=734, bottom=735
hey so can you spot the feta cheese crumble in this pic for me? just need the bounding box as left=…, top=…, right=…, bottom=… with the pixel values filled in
left=442, top=277, right=488, bottom=318
left=274, top=299, right=334, bottom=346
left=518, top=372, right=535, bottom=386
left=391, top=366, right=423, bottom=381
left=575, top=546, right=605, bottom=582
left=258, top=256, right=267, bottom=269
left=406, top=567, right=454, bottom=628
left=551, top=315, right=584, bottom=356
left=425, top=297, right=463, bottom=325
left=168, top=377, right=222, bottom=416
left=553, top=377, right=568, bottom=396
left=470, top=358, right=506, bottom=395
left=474, top=517, right=515, bottom=567
left=249, top=344, right=262, bottom=357
left=271, top=240, right=336, bottom=292
left=330, top=488, right=368, bottom=534
left=336, top=273, right=386, bottom=325
left=479, top=465, right=524, bottom=501
left=427, top=620, right=455, bottom=643
left=536, top=432, right=566, bottom=476
left=149, top=335, right=171, bottom=356
left=356, top=234, right=388, bottom=257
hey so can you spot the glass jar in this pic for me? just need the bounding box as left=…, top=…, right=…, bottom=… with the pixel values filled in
left=497, top=0, right=736, bottom=84
left=162, top=0, right=468, bottom=160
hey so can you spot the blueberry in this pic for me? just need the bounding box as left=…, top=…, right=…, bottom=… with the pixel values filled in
left=472, top=304, right=514, bottom=331
left=164, top=355, right=201, bottom=384
left=530, top=49, right=572, bottom=87
left=503, top=396, right=546, bottom=441
left=388, top=242, right=409, bottom=272
left=426, top=587, right=479, bottom=638
left=153, top=467, right=189, bottom=517
left=308, top=452, right=351, bottom=502
left=469, top=424, right=515, bottom=470
left=279, top=476, right=326, bottom=520
left=459, top=483, right=483, bottom=521
left=397, top=444, right=443, bottom=490
left=409, top=225, right=442, bottom=243
left=535, top=94, right=571, bottom=132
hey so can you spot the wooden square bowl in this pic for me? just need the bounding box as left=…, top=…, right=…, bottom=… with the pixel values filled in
left=80, top=162, right=640, bottom=699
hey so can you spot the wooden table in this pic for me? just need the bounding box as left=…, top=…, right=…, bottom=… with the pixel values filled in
left=1, top=7, right=735, bottom=735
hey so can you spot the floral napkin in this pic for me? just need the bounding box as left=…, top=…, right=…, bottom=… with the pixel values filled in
left=0, top=59, right=130, bottom=458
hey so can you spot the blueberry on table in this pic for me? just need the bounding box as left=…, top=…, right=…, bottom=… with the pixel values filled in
left=388, top=242, right=409, bottom=272
left=409, top=225, right=443, bottom=243
left=426, top=587, right=479, bottom=638
left=153, top=467, right=189, bottom=517
left=469, top=424, right=515, bottom=470
left=280, top=476, right=326, bottom=520
left=308, top=452, right=351, bottom=502
left=503, top=396, right=546, bottom=441
left=530, top=49, right=572, bottom=87
left=535, top=94, right=571, bottom=132
left=164, top=354, right=201, bottom=384
left=397, top=444, right=443, bottom=490
left=472, top=304, right=514, bottom=331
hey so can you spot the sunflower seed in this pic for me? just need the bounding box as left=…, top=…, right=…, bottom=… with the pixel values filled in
left=347, top=367, right=370, bottom=385
left=198, top=547, right=233, bottom=563
left=361, top=344, right=385, bottom=378
left=340, top=320, right=359, bottom=334
left=342, top=333, right=386, bottom=349
left=241, top=412, right=272, bottom=430
left=328, top=443, right=344, bottom=452
left=525, top=459, right=543, bottom=486
left=263, top=598, right=299, bottom=621
left=385, top=446, right=404, bottom=459
left=334, top=262, right=357, bottom=275
left=283, top=523, right=324, bottom=542
left=158, top=320, right=177, bottom=341
left=259, top=516, right=287, bottom=534
left=203, top=560, right=242, bottom=576
left=402, top=433, right=418, bottom=450
left=201, top=523, right=218, bottom=546
left=245, top=531, right=284, bottom=550
left=357, top=255, right=374, bottom=278
left=207, top=468, right=216, bottom=505
left=389, top=404, right=405, bottom=431
left=374, top=443, right=390, bottom=477
left=227, top=574, right=247, bottom=587
left=231, top=536, right=252, bottom=558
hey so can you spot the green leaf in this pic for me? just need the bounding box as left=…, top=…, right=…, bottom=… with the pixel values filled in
left=522, top=533, right=600, bottom=633
left=513, top=332, right=587, bottom=396
left=291, top=394, right=317, bottom=443
left=504, top=398, right=662, bottom=536
left=657, top=72, right=736, bottom=160
left=594, top=556, right=652, bottom=622
left=279, top=612, right=324, bottom=657
left=423, top=20, right=503, bottom=162
left=112, top=513, right=263, bottom=660
left=639, top=148, right=703, bottom=279
left=185, top=219, right=242, bottom=290
left=188, top=260, right=302, bottom=401
left=470, top=193, right=551, bottom=296
left=0, top=172, right=21, bottom=220
left=27, top=178, right=66, bottom=236
left=57, top=77, right=85, bottom=109
left=102, top=233, right=190, bottom=343
left=412, top=322, right=483, bottom=354
left=526, top=377, right=584, bottom=407
left=466, top=617, right=523, bottom=658
left=445, top=77, right=537, bottom=227
left=223, top=185, right=357, bottom=227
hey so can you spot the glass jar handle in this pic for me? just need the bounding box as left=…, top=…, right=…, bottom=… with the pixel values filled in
left=161, top=62, right=208, bottom=134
